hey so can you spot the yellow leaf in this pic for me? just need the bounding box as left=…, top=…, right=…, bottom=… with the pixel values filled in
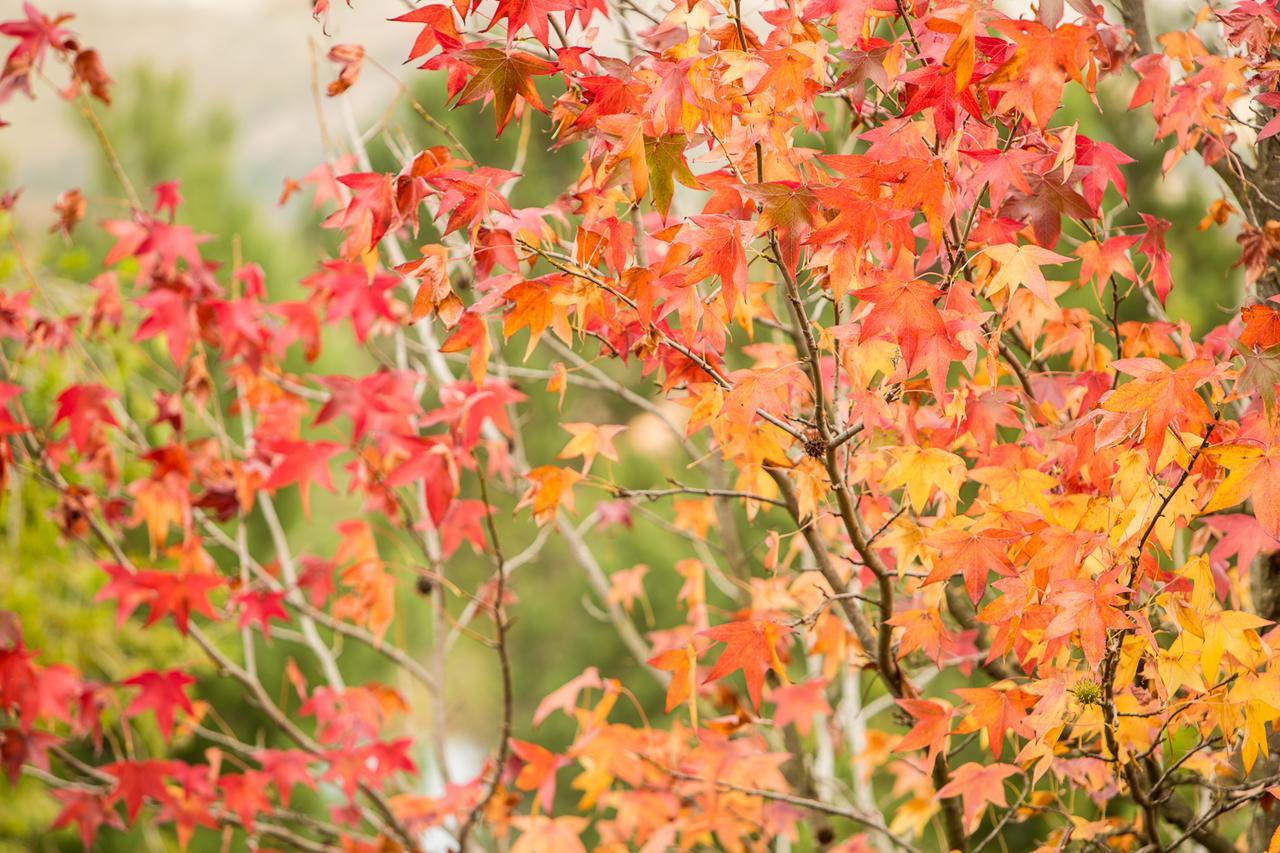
left=557, top=422, right=625, bottom=475
left=883, top=446, right=967, bottom=514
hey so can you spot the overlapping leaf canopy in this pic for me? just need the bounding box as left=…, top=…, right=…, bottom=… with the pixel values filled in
left=4, top=0, right=1280, bottom=849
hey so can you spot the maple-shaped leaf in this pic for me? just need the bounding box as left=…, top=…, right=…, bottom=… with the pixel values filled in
left=218, top=770, right=273, bottom=832
left=1236, top=343, right=1280, bottom=415
left=231, top=590, right=290, bottom=641
left=894, top=697, right=953, bottom=769
left=141, top=571, right=223, bottom=635
left=438, top=499, right=491, bottom=558
left=721, top=366, right=811, bottom=427
left=510, top=739, right=567, bottom=812
left=853, top=278, right=966, bottom=395
left=1193, top=609, right=1270, bottom=683
left=1075, top=235, right=1138, bottom=292
left=1206, top=441, right=1280, bottom=538
left=887, top=606, right=949, bottom=665
left=1241, top=304, right=1280, bottom=350
left=882, top=446, right=967, bottom=515
left=259, top=438, right=342, bottom=517
left=430, top=167, right=518, bottom=236
left=151, top=180, right=182, bottom=219
left=641, top=134, right=696, bottom=215
left=981, top=243, right=1070, bottom=304
left=924, top=526, right=1020, bottom=603
left=533, top=667, right=605, bottom=726
left=511, top=815, right=589, bottom=853
left=699, top=619, right=793, bottom=710
left=985, top=20, right=1095, bottom=128
left=322, top=739, right=416, bottom=797
left=502, top=277, right=567, bottom=358
left=386, top=438, right=457, bottom=525
left=53, top=384, right=119, bottom=453
left=50, top=788, right=124, bottom=849
left=101, top=759, right=180, bottom=822
left=936, top=761, right=1020, bottom=833
left=1205, top=514, right=1278, bottom=577
left=391, top=4, right=459, bottom=62
left=1043, top=569, right=1134, bottom=666
left=767, top=678, right=830, bottom=735
left=301, top=261, right=402, bottom=342
left=1099, top=357, right=1214, bottom=468
left=440, top=310, right=492, bottom=384
left=517, top=465, right=582, bottom=525
left=648, top=643, right=698, bottom=727
left=952, top=685, right=1035, bottom=757
left=606, top=564, right=647, bottom=613
left=999, top=170, right=1094, bottom=248
left=451, top=47, right=555, bottom=134
left=485, top=0, right=574, bottom=49
left=1076, top=136, right=1134, bottom=209
left=679, top=215, right=750, bottom=312
left=1, top=727, right=57, bottom=784
left=742, top=181, right=816, bottom=271
left=95, top=565, right=222, bottom=635
left=557, top=422, right=624, bottom=475
left=255, top=749, right=317, bottom=807
left=122, top=670, right=196, bottom=741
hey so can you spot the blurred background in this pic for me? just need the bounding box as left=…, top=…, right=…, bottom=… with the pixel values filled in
left=0, top=0, right=1246, bottom=849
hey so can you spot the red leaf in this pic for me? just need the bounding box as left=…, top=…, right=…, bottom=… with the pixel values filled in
left=53, top=384, right=119, bottom=453
left=218, top=771, right=273, bottom=832
left=51, top=787, right=123, bottom=848
left=102, top=759, right=180, bottom=823
left=121, top=670, right=197, bottom=741
left=231, top=590, right=290, bottom=641
left=255, top=749, right=317, bottom=807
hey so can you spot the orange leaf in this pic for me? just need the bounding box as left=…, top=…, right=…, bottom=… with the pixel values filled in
left=699, top=619, right=793, bottom=710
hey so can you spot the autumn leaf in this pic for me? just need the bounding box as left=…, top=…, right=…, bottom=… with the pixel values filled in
left=699, top=619, right=793, bottom=710
left=883, top=446, right=967, bottom=514
left=518, top=465, right=582, bottom=524
left=894, top=697, right=953, bottom=769
left=1043, top=569, right=1134, bottom=666
left=101, top=760, right=180, bottom=823
left=533, top=667, right=605, bottom=726
left=952, top=685, right=1035, bottom=757
left=391, top=4, right=459, bottom=62
left=510, top=739, right=566, bottom=812
left=511, top=815, right=589, bottom=853
left=52, top=384, right=119, bottom=453
left=767, top=678, right=830, bottom=735
left=50, top=788, right=123, bottom=849
left=440, top=310, right=492, bottom=384
left=936, top=761, right=1021, bottom=833
left=981, top=243, right=1071, bottom=304
left=231, top=590, right=290, bottom=641
left=1100, top=357, right=1214, bottom=468
left=121, top=670, right=196, bottom=741
left=924, top=526, right=1020, bottom=603
left=649, top=643, right=698, bottom=727
left=451, top=47, right=555, bottom=134
left=853, top=278, right=966, bottom=394
left=1205, top=441, right=1280, bottom=538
